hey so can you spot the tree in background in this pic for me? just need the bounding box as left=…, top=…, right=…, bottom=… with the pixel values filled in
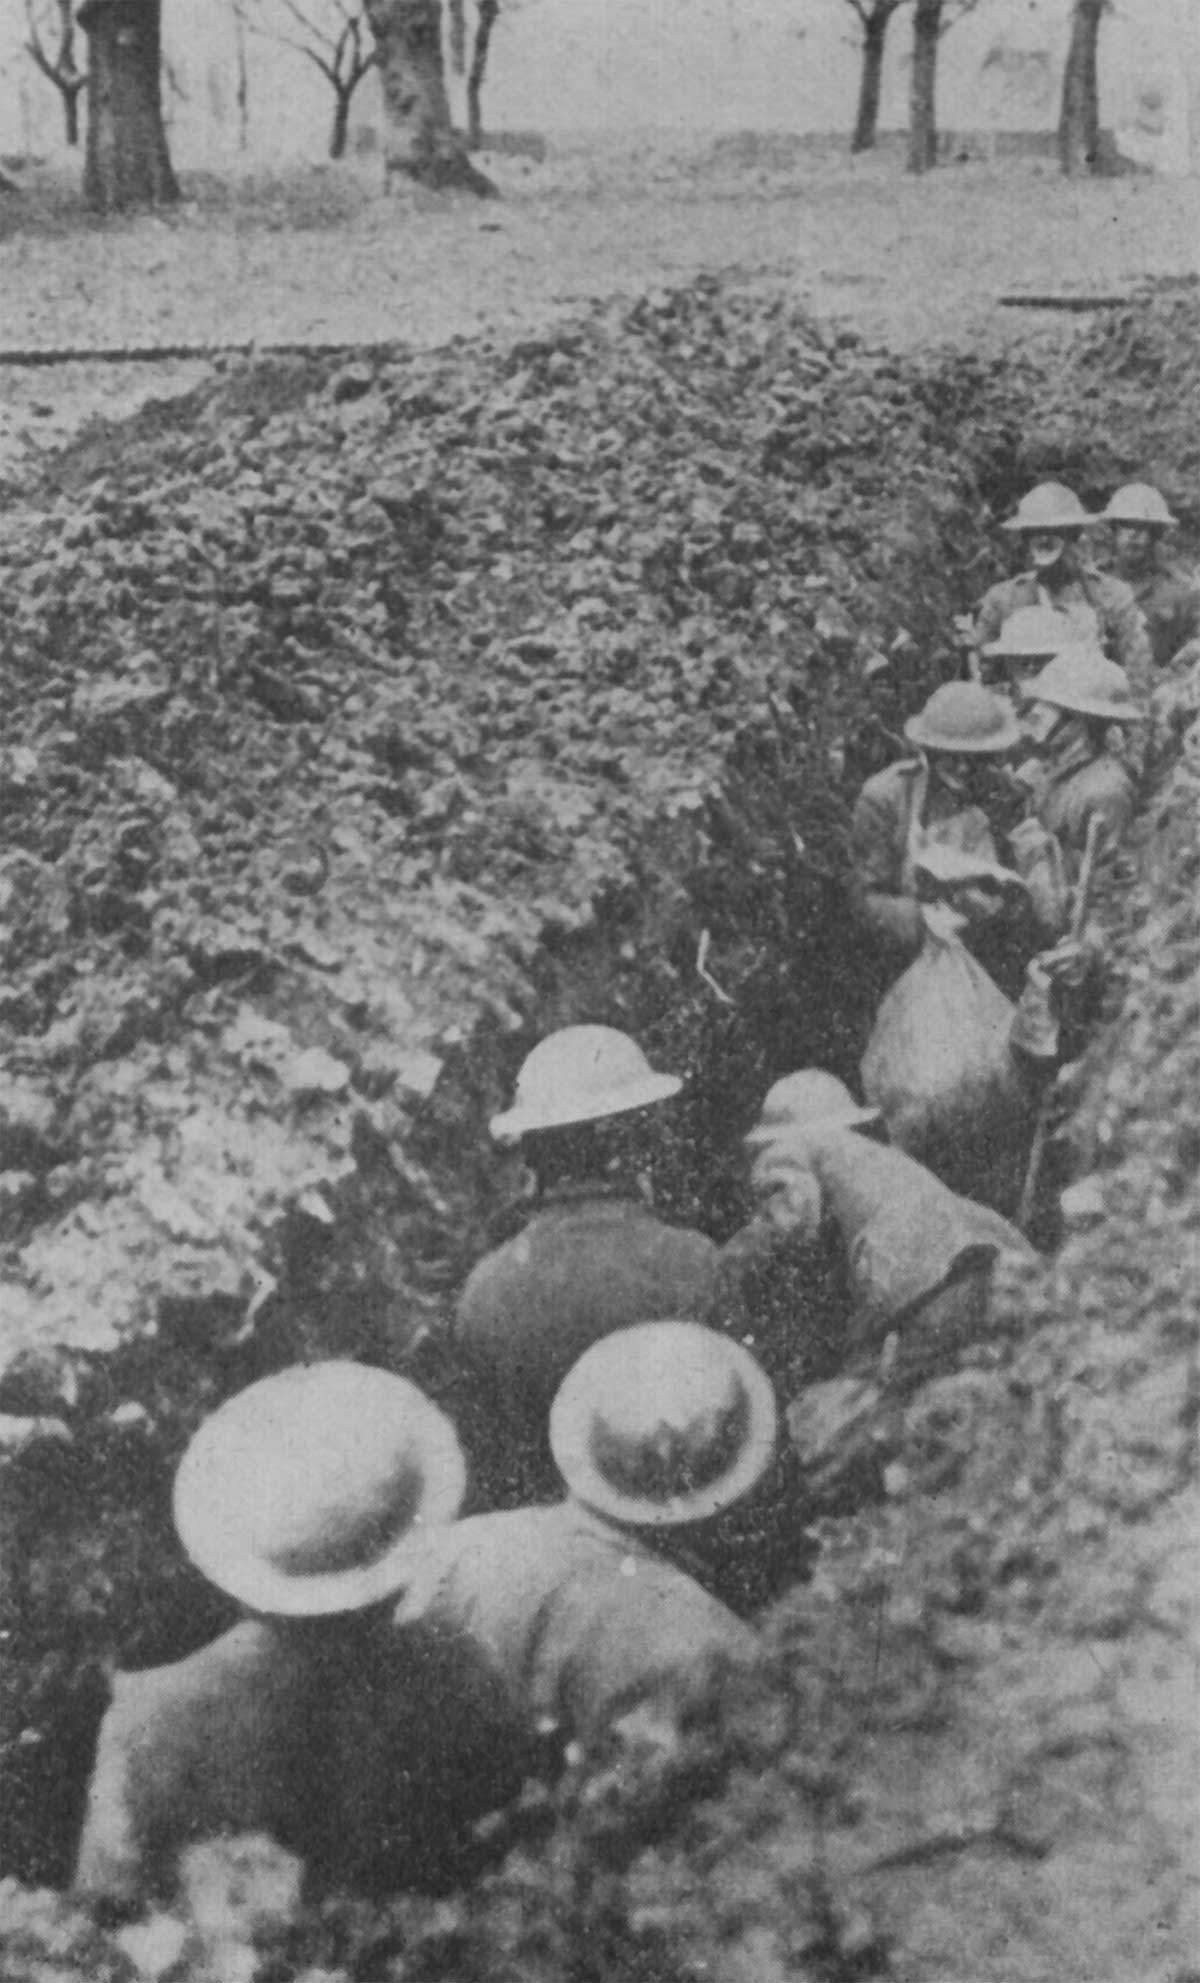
left=907, top=0, right=987, bottom=173
left=1058, top=0, right=1106, bottom=174
left=839, top=0, right=910, bottom=154
left=466, top=0, right=499, bottom=149
left=25, top=0, right=87, bottom=145
left=77, top=0, right=178, bottom=211
left=447, top=0, right=503, bottom=151
left=233, top=0, right=378, bottom=159
left=361, top=0, right=492, bottom=190
left=907, top=0, right=941, bottom=170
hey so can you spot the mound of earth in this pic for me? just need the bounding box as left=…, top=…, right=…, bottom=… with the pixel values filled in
left=0, top=276, right=1196, bottom=1977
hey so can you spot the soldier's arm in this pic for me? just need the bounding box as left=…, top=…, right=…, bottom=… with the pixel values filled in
left=73, top=1682, right=156, bottom=1917
left=1108, top=591, right=1153, bottom=700
left=972, top=587, right=1007, bottom=651
left=848, top=788, right=923, bottom=956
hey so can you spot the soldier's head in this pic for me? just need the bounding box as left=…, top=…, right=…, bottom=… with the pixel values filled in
left=1101, top=483, right=1177, bottom=577
left=746, top=1071, right=883, bottom=1165
left=904, top=681, right=1020, bottom=799
left=490, top=1025, right=684, bottom=1192
left=173, top=1362, right=466, bottom=1635
left=980, top=605, right=1071, bottom=695
left=1002, top=482, right=1095, bottom=579
left=550, top=1322, right=778, bottom=1549
left=1022, top=646, right=1144, bottom=757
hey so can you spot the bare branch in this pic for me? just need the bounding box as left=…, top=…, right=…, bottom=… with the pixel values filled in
left=446, top=0, right=467, bottom=74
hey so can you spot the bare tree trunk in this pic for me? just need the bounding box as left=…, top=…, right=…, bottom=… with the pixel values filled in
left=233, top=3, right=250, bottom=150
left=1058, top=0, right=1104, bottom=175
left=77, top=0, right=178, bottom=212
left=446, top=0, right=466, bottom=74
left=466, top=0, right=498, bottom=150
left=63, top=81, right=83, bottom=144
left=851, top=11, right=888, bottom=153
left=330, top=83, right=352, bottom=158
left=907, top=0, right=942, bottom=173
left=361, top=0, right=493, bottom=193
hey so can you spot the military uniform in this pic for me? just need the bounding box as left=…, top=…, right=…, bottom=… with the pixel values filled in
left=848, top=757, right=1042, bottom=994
left=974, top=569, right=1151, bottom=699
left=849, top=759, right=1002, bottom=961
left=720, top=1128, right=1034, bottom=1397
left=394, top=1500, right=763, bottom=1751
left=1127, top=556, right=1200, bottom=670
left=74, top=1614, right=528, bottom=1911
left=455, top=1183, right=719, bottom=1496
left=1028, top=733, right=1136, bottom=856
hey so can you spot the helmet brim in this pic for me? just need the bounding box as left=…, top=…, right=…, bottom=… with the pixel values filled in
left=174, top=1396, right=466, bottom=1618
left=1102, top=506, right=1177, bottom=529
left=1023, top=690, right=1144, bottom=725
left=745, top=1105, right=879, bottom=1147
left=981, top=641, right=1062, bottom=664
left=1001, top=515, right=1095, bottom=534
left=490, top=1071, right=683, bottom=1144
left=549, top=1338, right=778, bottom=1529
left=904, top=710, right=1022, bottom=754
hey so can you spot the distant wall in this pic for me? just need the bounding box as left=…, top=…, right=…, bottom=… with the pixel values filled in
left=0, top=0, right=1194, bottom=172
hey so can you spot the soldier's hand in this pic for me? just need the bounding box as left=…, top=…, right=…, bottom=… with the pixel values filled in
left=1037, top=936, right=1096, bottom=990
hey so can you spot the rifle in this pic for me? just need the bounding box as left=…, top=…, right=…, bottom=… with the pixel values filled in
left=1016, top=810, right=1105, bottom=1234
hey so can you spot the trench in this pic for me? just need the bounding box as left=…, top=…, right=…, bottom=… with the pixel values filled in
left=0, top=672, right=1050, bottom=1894
left=0, top=286, right=1195, bottom=1956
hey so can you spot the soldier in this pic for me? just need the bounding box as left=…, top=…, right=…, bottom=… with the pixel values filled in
left=1009, top=648, right=1148, bottom=1105
left=737, top=1078, right=1031, bottom=1388
left=974, top=483, right=1151, bottom=696
left=455, top=1026, right=719, bottom=1501
left=721, top=1072, right=1041, bottom=1513
left=1099, top=483, right=1200, bottom=671
left=396, top=1322, right=773, bottom=1768
left=848, top=681, right=1035, bottom=988
left=977, top=603, right=1072, bottom=699
left=1020, top=646, right=1147, bottom=864
left=74, top=1364, right=529, bottom=1915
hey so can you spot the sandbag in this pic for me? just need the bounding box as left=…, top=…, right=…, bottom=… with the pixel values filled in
left=861, top=905, right=1036, bottom=1212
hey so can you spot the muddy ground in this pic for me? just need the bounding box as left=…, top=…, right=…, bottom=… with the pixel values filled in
left=0, top=137, right=1197, bottom=1983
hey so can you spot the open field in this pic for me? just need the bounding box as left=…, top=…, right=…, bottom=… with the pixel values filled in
left=1, top=135, right=1198, bottom=477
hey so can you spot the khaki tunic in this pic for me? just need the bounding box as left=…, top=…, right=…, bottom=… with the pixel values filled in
left=1031, top=745, right=1136, bottom=857
left=1128, top=558, right=1200, bottom=670
left=74, top=1614, right=528, bottom=1911
left=721, top=1129, right=1034, bottom=1394
left=455, top=1187, right=719, bottom=1495
left=848, top=758, right=1003, bottom=963
left=395, top=1501, right=763, bottom=1748
left=974, top=567, right=1151, bottom=699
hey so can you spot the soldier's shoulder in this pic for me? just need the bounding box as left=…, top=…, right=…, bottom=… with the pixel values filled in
left=977, top=572, right=1032, bottom=611
left=1084, top=567, right=1139, bottom=611
left=855, top=757, right=920, bottom=808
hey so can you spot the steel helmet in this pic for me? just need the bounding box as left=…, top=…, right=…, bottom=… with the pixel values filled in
left=1100, top=482, right=1178, bottom=530
left=1023, top=646, right=1145, bottom=725
left=489, top=1025, right=682, bottom=1143
left=173, top=1362, right=466, bottom=1617
left=745, top=1070, right=878, bottom=1147
left=982, top=604, right=1074, bottom=664
left=1001, top=483, right=1095, bottom=534
left=904, top=682, right=1022, bottom=755
left=550, top=1321, right=778, bottom=1528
